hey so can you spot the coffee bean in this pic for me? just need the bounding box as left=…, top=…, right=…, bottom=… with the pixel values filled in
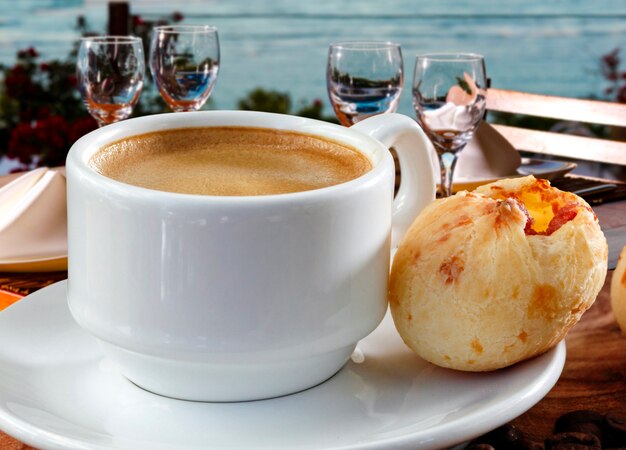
left=555, top=422, right=604, bottom=442
left=605, top=411, right=626, bottom=447
left=466, top=410, right=626, bottom=450
left=513, top=438, right=545, bottom=450
left=472, top=424, right=524, bottom=447
left=545, top=432, right=601, bottom=450
left=548, top=446, right=599, bottom=450
left=607, top=412, right=626, bottom=431
left=555, top=410, right=604, bottom=433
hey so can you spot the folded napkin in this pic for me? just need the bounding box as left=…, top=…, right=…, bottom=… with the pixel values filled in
left=428, top=121, right=521, bottom=184
left=423, top=102, right=476, bottom=131
left=0, top=167, right=67, bottom=261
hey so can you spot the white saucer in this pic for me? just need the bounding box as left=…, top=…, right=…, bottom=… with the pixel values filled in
left=517, top=158, right=577, bottom=181
left=0, top=281, right=565, bottom=450
left=451, top=159, right=577, bottom=192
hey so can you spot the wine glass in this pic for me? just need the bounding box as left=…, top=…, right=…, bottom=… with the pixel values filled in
left=150, top=25, right=220, bottom=112
left=327, top=41, right=403, bottom=126
left=413, top=53, right=487, bottom=197
left=77, top=36, right=145, bottom=127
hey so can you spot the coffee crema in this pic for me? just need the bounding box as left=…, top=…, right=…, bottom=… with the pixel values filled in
left=90, top=126, right=372, bottom=196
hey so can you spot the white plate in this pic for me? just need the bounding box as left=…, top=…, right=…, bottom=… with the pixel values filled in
left=0, top=281, right=565, bottom=450
left=450, top=158, right=577, bottom=192
left=517, top=158, right=577, bottom=181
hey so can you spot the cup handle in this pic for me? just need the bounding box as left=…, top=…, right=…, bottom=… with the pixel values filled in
left=351, top=113, right=436, bottom=249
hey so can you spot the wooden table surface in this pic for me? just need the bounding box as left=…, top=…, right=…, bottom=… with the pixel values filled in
left=0, top=189, right=624, bottom=449
left=510, top=270, right=626, bottom=441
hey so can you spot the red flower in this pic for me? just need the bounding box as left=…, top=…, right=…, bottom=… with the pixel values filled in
left=9, top=167, right=30, bottom=174
left=602, top=48, right=620, bottom=71
left=618, top=85, right=626, bottom=104
left=7, top=116, right=72, bottom=167
left=4, top=65, right=38, bottom=98
left=39, top=62, right=50, bottom=72
left=69, top=117, right=98, bottom=143
left=37, top=106, right=51, bottom=119
left=35, top=116, right=71, bottom=166
left=45, top=116, right=70, bottom=142
left=132, top=15, right=145, bottom=26
left=17, top=47, right=39, bottom=59
left=18, top=108, right=33, bottom=123
left=34, top=121, right=49, bottom=142
left=172, top=11, right=184, bottom=22
left=7, top=123, right=37, bottom=164
left=601, top=47, right=626, bottom=103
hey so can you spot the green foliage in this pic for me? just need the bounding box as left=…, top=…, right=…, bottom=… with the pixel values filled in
left=237, top=88, right=338, bottom=123
left=237, top=88, right=291, bottom=114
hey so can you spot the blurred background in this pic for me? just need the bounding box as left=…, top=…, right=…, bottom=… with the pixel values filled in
left=1, top=0, right=625, bottom=173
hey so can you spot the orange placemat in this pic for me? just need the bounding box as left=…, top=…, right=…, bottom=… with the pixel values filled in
left=0, top=432, right=36, bottom=450
left=0, top=271, right=67, bottom=311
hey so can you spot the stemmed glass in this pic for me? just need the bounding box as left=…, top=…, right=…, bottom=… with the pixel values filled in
left=327, top=41, right=403, bottom=126
left=150, top=25, right=220, bottom=112
left=76, top=36, right=145, bottom=127
left=413, top=53, right=487, bottom=197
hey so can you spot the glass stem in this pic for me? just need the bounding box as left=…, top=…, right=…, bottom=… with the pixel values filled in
left=438, top=151, right=459, bottom=198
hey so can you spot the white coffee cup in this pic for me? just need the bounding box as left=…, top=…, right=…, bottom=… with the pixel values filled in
left=66, top=111, right=435, bottom=401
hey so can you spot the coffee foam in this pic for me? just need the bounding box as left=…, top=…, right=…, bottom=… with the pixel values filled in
left=90, top=127, right=372, bottom=196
